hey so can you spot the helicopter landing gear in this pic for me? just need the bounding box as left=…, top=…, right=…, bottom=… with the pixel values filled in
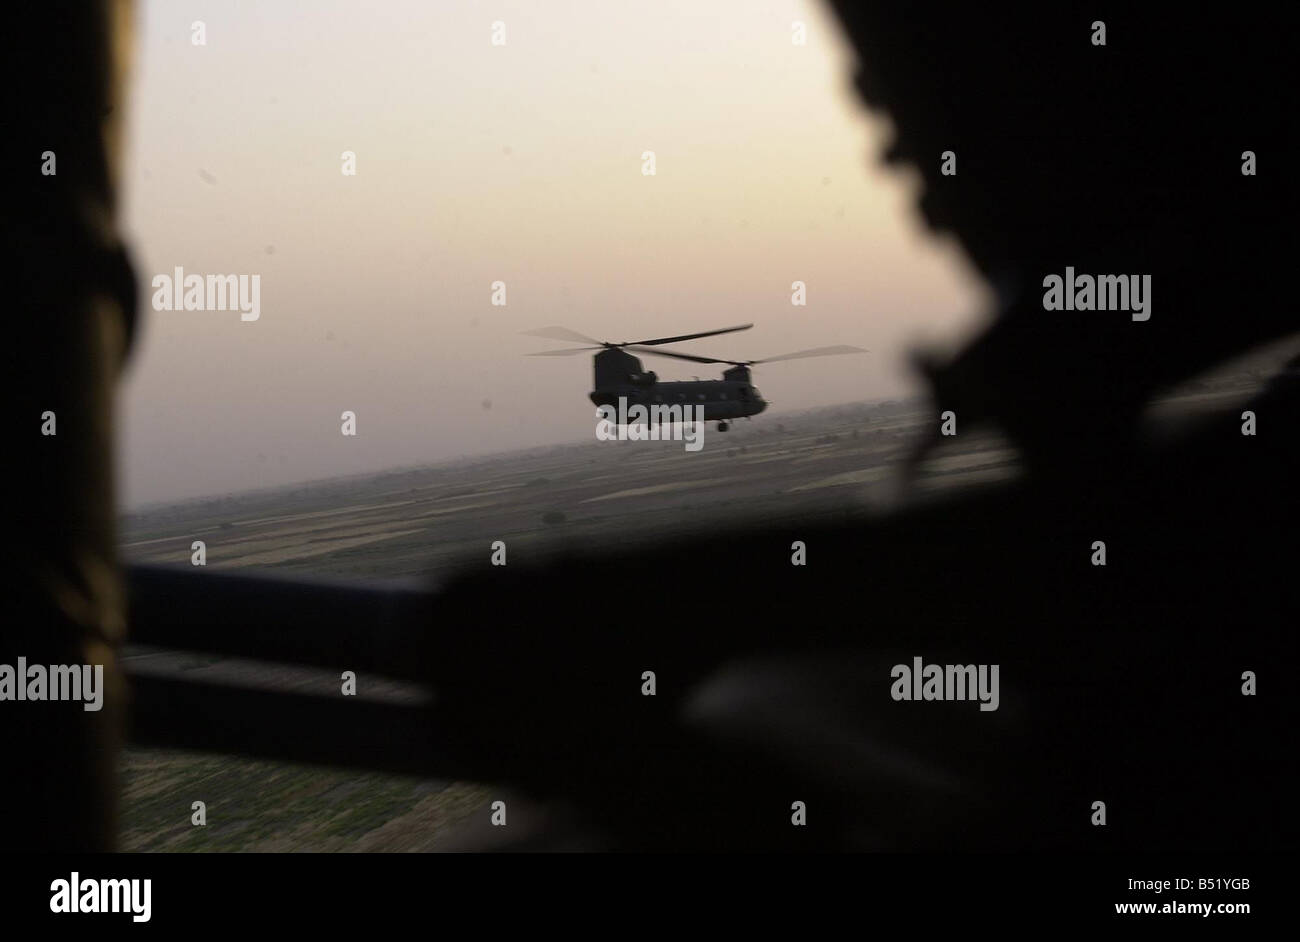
left=717, top=420, right=730, bottom=432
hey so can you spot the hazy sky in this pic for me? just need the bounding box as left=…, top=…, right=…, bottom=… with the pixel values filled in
left=118, top=0, right=988, bottom=507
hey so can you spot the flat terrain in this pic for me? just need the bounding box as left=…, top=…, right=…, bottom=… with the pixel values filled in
left=117, top=362, right=1275, bottom=851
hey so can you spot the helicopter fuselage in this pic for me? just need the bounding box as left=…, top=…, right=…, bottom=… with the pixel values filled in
left=530, top=326, right=860, bottom=427
left=589, top=349, right=767, bottom=422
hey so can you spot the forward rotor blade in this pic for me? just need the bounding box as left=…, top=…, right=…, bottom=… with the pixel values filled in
left=752, top=345, right=867, bottom=364
left=624, top=345, right=736, bottom=365
left=626, top=324, right=753, bottom=347
left=526, top=346, right=600, bottom=356
left=522, top=326, right=604, bottom=346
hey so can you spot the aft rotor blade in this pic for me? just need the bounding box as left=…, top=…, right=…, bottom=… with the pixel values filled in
left=624, top=345, right=736, bottom=365
left=626, top=324, right=753, bottom=347
left=753, top=345, right=867, bottom=364
left=522, top=326, right=604, bottom=346
left=526, top=346, right=600, bottom=356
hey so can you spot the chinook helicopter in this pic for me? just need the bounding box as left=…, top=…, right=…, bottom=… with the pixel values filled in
left=525, top=324, right=866, bottom=431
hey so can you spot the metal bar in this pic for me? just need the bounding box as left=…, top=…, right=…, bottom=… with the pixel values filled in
left=127, top=565, right=436, bottom=681
left=125, top=672, right=471, bottom=779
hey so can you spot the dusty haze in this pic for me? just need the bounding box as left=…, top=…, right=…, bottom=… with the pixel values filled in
left=118, top=0, right=988, bottom=508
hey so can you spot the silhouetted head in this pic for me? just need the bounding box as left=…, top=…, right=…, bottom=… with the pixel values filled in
left=827, top=5, right=1289, bottom=469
